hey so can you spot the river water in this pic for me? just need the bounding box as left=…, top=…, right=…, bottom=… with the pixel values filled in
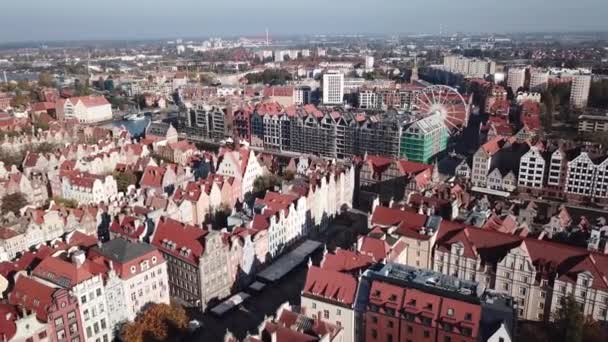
left=110, top=117, right=151, bottom=137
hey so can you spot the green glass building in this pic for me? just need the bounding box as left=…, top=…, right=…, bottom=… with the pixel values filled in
left=399, top=114, right=448, bottom=163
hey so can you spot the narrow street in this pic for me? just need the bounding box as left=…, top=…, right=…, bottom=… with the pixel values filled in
left=186, top=210, right=369, bottom=341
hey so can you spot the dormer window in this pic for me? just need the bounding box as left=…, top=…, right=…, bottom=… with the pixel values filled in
left=151, top=256, right=158, bottom=264
left=447, top=308, right=454, bottom=316
left=130, top=266, right=136, bottom=274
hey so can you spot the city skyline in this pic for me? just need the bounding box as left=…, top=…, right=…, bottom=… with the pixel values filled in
left=1, top=0, right=608, bottom=42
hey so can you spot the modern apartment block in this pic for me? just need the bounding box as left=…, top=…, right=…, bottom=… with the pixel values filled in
left=578, top=114, right=608, bottom=133
left=181, top=102, right=228, bottom=141
left=506, top=67, right=526, bottom=92
left=529, top=69, right=549, bottom=92
left=443, top=55, right=496, bottom=78
left=323, top=71, right=345, bottom=105
left=570, top=75, right=591, bottom=109
left=399, top=114, right=448, bottom=163
left=358, top=86, right=422, bottom=110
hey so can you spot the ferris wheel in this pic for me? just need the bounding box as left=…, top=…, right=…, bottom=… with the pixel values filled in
left=411, top=85, right=469, bottom=134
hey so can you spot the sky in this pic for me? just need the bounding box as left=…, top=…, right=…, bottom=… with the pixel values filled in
left=0, top=0, right=607, bottom=42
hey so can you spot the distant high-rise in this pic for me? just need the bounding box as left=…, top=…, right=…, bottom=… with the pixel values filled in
left=529, top=69, right=549, bottom=92
left=365, top=56, right=375, bottom=70
left=322, top=71, right=345, bottom=105
left=507, top=67, right=526, bottom=92
left=443, top=55, right=495, bottom=78
left=570, top=75, right=591, bottom=109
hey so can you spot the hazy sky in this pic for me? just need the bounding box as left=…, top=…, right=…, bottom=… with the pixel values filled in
left=1, top=0, right=607, bottom=42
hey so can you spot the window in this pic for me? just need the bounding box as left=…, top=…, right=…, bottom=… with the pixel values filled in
left=101, top=319, right=107, bottom=330
left=387, top=320, right=394, bottom=328
left=371, top=315, right=378, bottom=324
left=465, top=312, right=472, bottom=321
left=96, top=288, right=102, bottom=297
left=323, top=310, right=329, bottom=319
left=38, top=331, right=47, bottom=339
left=94, top=322, right=100, bottom=334
left=336, top=309, right=341, bottom=316
left=371, top=329, right=378, bottom=339
left=387, top=333, right=393, bottom=342
left=81, top=295, right=87, bottom=304
left=424, top=330, right=430, bottom=338
left=311, top=302, right=316, bottom=309
left=87, top=327, right=92, bottom=338
left=520, top=287, right=527, bottom=296
left=54, top=317, right=64, bottom=327
left=447, top=308, right=454, bottom=316
left=444, top=336, right=451, bottom=342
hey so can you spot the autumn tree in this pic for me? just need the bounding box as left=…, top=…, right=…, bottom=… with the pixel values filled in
left=1, top=192, right=28, bottom=216
left=121, top=304, right=188, bottom=342
left=51, top=197, right=79, bottom=209
left=38, top=72, right=54, bottom=87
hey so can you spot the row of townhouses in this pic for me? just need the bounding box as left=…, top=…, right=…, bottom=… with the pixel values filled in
left=1, top=236, right=170, bottom=342
left=359, top=205, right=608, bottom=323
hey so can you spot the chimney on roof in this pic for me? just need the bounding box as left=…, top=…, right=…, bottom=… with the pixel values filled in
left=72, top=250, right=86, bottom=267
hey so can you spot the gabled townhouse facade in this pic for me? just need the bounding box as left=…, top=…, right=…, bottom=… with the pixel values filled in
left=61, top=173, right=118, bottom=204
left=150, top=217, right=232, bottom=311
left=216, top=147, right=264, bottom=199
left=89, top=238, right=170, bottom=330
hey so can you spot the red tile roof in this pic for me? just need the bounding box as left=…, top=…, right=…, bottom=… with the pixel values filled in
left=303, top=266, right=358, bottom=305
left=151, top=217, right=208, bottom=265
left=358, top=236, right=390, bottom=261
left=8, top=275, right=56, bottom=321
left=140, top=165, right=167, bottom=188
left=0, top=304, right=18, bottom=341
left=321, top=249, right=374, bottom=272
left=33, top=256, right=96, bottom=288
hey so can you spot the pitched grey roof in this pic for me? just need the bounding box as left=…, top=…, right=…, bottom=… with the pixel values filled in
left=93, top=238, right=156, bottom=263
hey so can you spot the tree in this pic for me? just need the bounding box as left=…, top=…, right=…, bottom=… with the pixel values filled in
left=541, top=91, right=554, bottom=131
left=283, top=170, right=295, bottom=181
left=589, top=80, right=608, bottom=108
left=38, top=72, right=54, bottom=87
left=552, top=294, right=584, bottom=342
left=10, top=92, right=30, bottom=108
left=253, top=174, right=281, bottom=195
left=121, top=304, right=188, bottom=342
left=52, top=197, right=79, bottom=209
left=74, top=79, right=91, bottom=96
left=113, top=171, right=138, bottom=193
left=1, top=192, right=28, bottom=216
